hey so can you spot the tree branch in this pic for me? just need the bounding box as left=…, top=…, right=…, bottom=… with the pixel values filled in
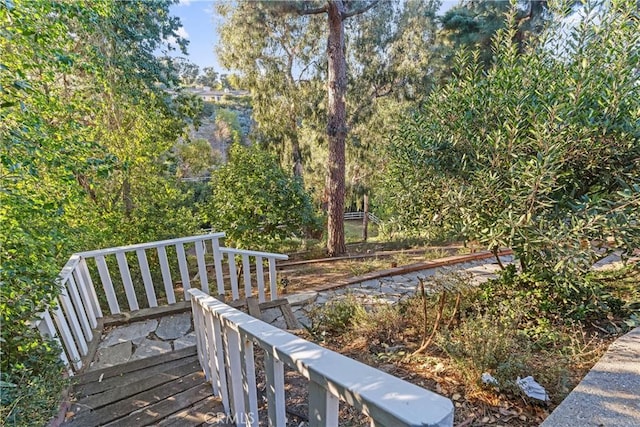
left=295, top=4, right=328, bottom=15
left=342, top=0, right=379, bottom=19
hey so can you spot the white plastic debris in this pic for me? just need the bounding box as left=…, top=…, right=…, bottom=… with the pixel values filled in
left=481, top=372, right=498, bottom=386
left=517, top=376, right=549, bottom=401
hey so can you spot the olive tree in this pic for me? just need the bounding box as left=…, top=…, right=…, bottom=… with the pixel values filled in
left=382, top=1, right=639, bottom=282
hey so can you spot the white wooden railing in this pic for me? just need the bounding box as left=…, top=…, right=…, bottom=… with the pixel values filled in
left=344, top=211, right=381, bottom=224
left=189, top=289, right=454, bottom=427
left=36, top=232, right=288, bottom=373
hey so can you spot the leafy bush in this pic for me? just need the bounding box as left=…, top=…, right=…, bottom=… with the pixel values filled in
left=206, top=143, right=322, bottom=251
left=381, top=2, right=640, bottom=286
left=308, top=295, right=367, bottom=335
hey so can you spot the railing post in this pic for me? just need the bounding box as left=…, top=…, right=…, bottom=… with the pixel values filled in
left=308, top=381, right=339, bottom=427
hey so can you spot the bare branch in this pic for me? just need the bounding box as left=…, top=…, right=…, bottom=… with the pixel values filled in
left=342, top=0, right=379, bottom=19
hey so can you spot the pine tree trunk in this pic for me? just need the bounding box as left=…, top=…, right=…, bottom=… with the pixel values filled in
left=325, top=0, right=347, bottom=256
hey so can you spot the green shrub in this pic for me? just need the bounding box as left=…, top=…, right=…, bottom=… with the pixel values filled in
left=206, top=143, right=322, bottom=251
left=308, top=295, right=367, bottom=335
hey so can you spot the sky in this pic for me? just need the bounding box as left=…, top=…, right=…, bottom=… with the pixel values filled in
left=169, top=0, right=460, bottom=72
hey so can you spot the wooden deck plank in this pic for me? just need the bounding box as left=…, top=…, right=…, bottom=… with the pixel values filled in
left=75, top=354, right=198, bottom=398
left=74, top=345, right=196, bottom=386
left=155, top=395, right=228, bottom=427
left=71, top=358, right=201, bottom=414
left=104, top=382, right=212, bottom=427
left=64, top=370, right=207, bottom=427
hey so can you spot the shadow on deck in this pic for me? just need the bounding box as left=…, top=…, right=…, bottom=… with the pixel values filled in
left=62, top=346, right=227, bottom=427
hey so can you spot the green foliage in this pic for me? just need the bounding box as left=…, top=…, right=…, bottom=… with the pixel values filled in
left=214, top=108, right=242, bottom=146
left=439, top=0, right=548, bottom=71
left=197, top=67, right=219, bottom=88
left=308, top=294, right=367, bottom=336
left=382, top=2, right=640, bottom=286
left=438, top=313, right=524, bottom=388
left=206, top=144, right=321, bottom=250
left=1, top=0, right=199, bottom=423
left=175, top=138, right=220, bottom=177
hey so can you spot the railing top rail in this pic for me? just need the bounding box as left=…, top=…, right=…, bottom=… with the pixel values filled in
left=190, top=289, right=454, bottom=427
left=76, top=232, right=226, bottom=258
left=57, top=254, right=82, bottom=284
left=219, top=247, right=289, bottom=261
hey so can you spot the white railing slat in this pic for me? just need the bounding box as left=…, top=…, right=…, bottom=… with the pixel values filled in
left=268, top=258, right=277, bottom=301
left=264, top=350, right=286, bottom=427
left=136, top=249, right=158, bottom=308
left=38, top=311, right=71, bottom=371
left=202, top=302, right=219, bottom=396
left=212, top=237, right=225, bottom=296
left=308, top=381, right=339, bottom=427
left=116, top=252, right=139, bottom=311
left=223, top=321, right=246, bottom=420
left=211, top=311, right=230, bottom=415
left=255, top=256, right=266, bottom=303
left=72, top=269, right=97, bottom=329
left=192, top=296, right=208, bottom=380
left=95, top=255, right=120, bottom=314
left=79, top=258, right=103, bottom=318
left=242, top=254, right=252, bottom=299
left=157, top=245, right=176, bottom=305
left=228, top=254, right=239, bottom=301
left=66, top=275, right=93, bottom=341
left=175, top=243, right=191, bottom=300
left=58, top=291, right=88, bottom=355
left=195, top=240, right=209, bottom=295
left=51, top=305, right=82, bottom=370
left=240, top=334, right=259, bottom=427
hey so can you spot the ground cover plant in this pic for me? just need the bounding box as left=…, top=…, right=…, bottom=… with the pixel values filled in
left=306, top=264, right=640, bottom=426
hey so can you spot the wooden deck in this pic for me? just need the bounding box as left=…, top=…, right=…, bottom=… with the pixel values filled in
left=63, top=346, right=226, bottom=427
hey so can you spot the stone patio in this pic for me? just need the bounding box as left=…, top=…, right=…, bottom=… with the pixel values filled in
left=88, top=313, right=195, bottom=371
